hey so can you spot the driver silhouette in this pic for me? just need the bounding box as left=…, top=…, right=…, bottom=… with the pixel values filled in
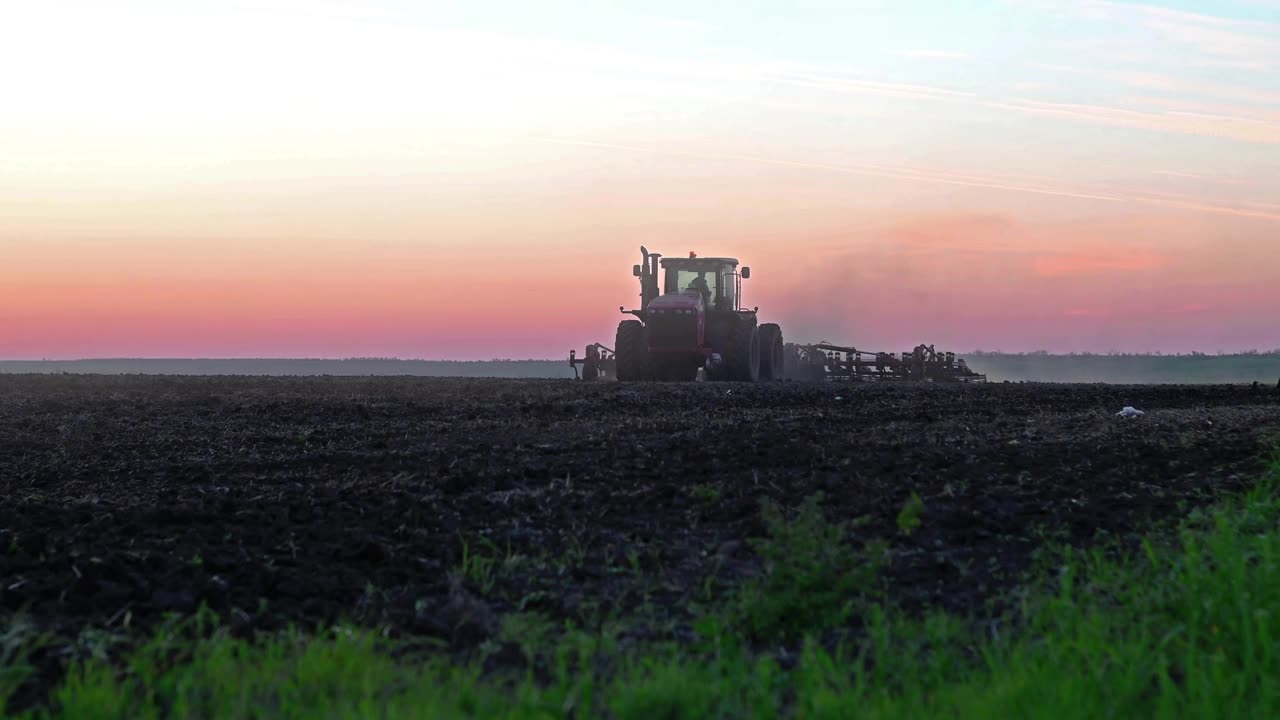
left=687, top=274, right=710, bottom=301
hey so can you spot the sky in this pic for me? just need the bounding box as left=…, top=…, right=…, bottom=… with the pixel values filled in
left=2, top=0, right=1279, bottom=359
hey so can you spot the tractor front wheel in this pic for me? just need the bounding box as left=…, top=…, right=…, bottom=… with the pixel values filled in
left=615, top=320, right=653, bottom=381
left=758, top=323, right=784, bottom=380
left=726, top=321, right=761, bottom=382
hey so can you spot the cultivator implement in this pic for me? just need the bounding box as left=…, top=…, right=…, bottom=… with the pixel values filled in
left=569, top=343, right=617, bottom=380
left=782, top=342, right=987, bottom=383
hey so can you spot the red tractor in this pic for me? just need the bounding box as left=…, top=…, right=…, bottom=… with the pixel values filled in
left=571, top=246, right=784, bottom=382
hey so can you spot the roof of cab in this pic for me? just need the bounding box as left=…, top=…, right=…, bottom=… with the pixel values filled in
left=659, top=257, right=739, bottom=267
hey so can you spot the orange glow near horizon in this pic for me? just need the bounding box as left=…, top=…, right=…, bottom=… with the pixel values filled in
left=5, top=205, right=1277, bottom=359
left=2, top=1, right=1278, bottom=358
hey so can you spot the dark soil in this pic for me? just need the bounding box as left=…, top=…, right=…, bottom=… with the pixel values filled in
left=2, top=375, right=1280, bottom=699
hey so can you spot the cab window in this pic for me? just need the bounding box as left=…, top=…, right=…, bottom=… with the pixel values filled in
left=678, top=270, right=716, bottom=296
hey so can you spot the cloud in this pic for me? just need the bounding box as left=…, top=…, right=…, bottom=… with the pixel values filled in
left=1064, top=307, right=1110, bottom=317
left=231, top=0, right=400, bottom=21
left=1244, top=200, right=1280, bottom=211
left=536, top=136, right=1280, bottom=223
left=1033, top=249, right=1169, bottom=278
left=1150, top=170, right=1246, bottom=186
left=1043, top=0, right=1280, bottom=68
left=1115, top=72, right=1280, bottom=107
left=642, top=14, right=711, bottom=32
left=1189, top=57, right=1274, bottom=71
left=241, top=21, right=1280, bottom=153
left=895, top=49, right=971, bottom=59
left=764, top=66, right=1280, bottom=148
left=1032, top=63, right=1088, bottom=73
left=1064, top=0, right=1275, bottom=32
left=985, top=98, right=1280, bottom=145
left=1097, top=1, right=1260, bottom=27
left=1123, top=95, right=1280, bottom=126
left=1141, top=17, right=1280, bottom=65
left=1062, top=301, right=1212, bottom=320
left=772, top=70, right=978, bottom=101
left=535, top=137, right=1132, bottom=203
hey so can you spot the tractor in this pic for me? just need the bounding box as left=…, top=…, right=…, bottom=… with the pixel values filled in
left=571, top=246, right=784, bottom=382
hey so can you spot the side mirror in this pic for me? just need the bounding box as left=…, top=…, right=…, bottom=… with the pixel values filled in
left=632, top=264, right=642, bottom=277
left=741, top=267, right=751, bottom=279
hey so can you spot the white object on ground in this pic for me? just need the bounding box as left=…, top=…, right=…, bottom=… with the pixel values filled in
left=1116, top=406, right=1145, bottom=418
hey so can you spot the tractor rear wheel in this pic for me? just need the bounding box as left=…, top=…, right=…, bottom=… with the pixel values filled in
left=758, top=323, right=784, bottom=380
left=615, top=320, right=652, bottom=381
left=726, top=320, right=760, bottom=382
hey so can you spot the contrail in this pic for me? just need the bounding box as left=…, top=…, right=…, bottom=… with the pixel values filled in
left=1151, top=169, right=1245, bottom=185
left=536, top=137, right=1280, bottom=222
left=774, top=73, right=979, bottom=101
left=535, top=137, right=1131, bottom=204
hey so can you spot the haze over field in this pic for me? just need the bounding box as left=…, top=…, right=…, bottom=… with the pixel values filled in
left=3, top=0, right=1278, bottom=360
left=4, top=353, right=1280, bottom=384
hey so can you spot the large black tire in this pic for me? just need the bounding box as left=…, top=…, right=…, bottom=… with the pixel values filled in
left=581, top=346, right=600, bottom=381
left=758, top=323, right=784, bottom=381
left=615, top=320, right=652, bottom=381
left=725, top=320, right=760, bottom=382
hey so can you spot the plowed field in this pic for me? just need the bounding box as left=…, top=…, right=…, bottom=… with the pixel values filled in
left=3, top=375, right=1279, bottom=701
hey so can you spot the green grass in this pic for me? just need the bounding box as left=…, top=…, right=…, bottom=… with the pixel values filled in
left=730, top=493, right=885, bottom=643
left=9, top=457, right=1280, bottom=719
left=686, top=483, right=723, bottom=506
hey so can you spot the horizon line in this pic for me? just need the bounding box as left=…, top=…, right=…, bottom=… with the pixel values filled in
left=5, top=351, right=1280, bottom=363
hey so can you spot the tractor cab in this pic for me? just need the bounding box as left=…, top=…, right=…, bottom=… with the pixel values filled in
left=659, top=254, right=748, bottom=313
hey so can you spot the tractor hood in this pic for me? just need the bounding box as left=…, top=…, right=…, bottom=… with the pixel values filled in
left=647, top=290, right=704, bottom=313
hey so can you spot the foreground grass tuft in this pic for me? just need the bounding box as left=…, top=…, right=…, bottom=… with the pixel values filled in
left=9, top=458, right=1280, bottom=718
left=732, top=492, right=885, bottom=643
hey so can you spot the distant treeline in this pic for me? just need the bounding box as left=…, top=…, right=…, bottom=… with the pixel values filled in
left=3, top=353, right=1279, bottom=384
left=964, top=351, right=1280, bottom=384
left=0, top=358, right=575, bottom=378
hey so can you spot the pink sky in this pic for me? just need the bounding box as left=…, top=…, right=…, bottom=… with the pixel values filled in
left=2, top=1, right=1278, bottom=358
